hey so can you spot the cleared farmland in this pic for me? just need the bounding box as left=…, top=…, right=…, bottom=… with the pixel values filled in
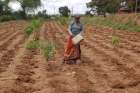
left=0, top=20, right=140, bottom=93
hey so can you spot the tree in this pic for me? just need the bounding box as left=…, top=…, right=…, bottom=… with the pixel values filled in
left=126, top=0, right=140, bottom=12
left=105, top=0, right=121, bottom=14
left=38, top=10, right=49, bottom=18
left=0, top=0, right=10, bottom=15
left=17, top=0, right=41, bottom=18
left=0, top=0, right=4, bottom=15
left=87, top=0, right=108, bottom=17
left=59, top=6, right=70, bottom=17
left=87, top=0, right=121, bottom=16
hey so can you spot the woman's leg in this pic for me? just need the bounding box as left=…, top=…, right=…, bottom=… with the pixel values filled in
left=75, top=43, right=81, bottom=60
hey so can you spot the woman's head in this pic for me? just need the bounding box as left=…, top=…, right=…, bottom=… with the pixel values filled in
left=74, top=15, right=80, bottom=23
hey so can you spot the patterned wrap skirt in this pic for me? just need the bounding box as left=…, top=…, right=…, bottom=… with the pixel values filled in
left=64, top=35, right=81, bottom=61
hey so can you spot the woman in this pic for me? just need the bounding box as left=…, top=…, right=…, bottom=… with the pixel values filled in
left=64, top=15, right=84, bottom=64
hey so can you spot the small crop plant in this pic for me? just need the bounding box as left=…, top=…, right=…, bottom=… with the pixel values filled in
left=112, top=36, right=120, bottom=46
left=24, top=26, right=34, bottom=36
left=26, top=40, right=40, bottom=49
left=26, top=40, right=56, bottom=61
left=24, top=19, right=43, bottom=36
left=40, top=41, right=56, bottom=61
left=31, top=19, right=42, bottom=30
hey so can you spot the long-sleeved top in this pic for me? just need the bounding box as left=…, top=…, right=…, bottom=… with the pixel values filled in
left=68, top=21, right=84, bottom=36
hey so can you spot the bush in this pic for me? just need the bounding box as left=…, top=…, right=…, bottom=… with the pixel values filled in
left=0, top=15, right=15, bottom=22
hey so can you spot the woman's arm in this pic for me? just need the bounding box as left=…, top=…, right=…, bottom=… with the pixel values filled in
left=68, top=22, right=73, bottom=36
left=80, top=24, right=84, bottom=36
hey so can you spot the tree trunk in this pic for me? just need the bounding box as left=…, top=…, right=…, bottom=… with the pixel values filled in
left=22, top=6, right=27, bottom=19
left=135, top=0, right=138, bottom=13
left=0, top=6, right=2, bottom=15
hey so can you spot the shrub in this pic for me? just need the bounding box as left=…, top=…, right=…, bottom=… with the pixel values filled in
left=0, top=15, right=15, bottom=22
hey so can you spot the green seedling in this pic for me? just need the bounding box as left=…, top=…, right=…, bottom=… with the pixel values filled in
left=24, top=26, right=34, bottom=36
left=40, top=41, right=56, bottom=61
left=112, top=36, right=120, bottom=46
left=24, top=19, right=43, bottom=36
left=26, top=40, right=40, bottom=49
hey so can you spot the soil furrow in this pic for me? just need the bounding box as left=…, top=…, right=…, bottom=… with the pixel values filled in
left=90, top=33, right=140, bottom=54
left=0, top=34, right=25, bottom=74
left=5, top=34, right=38, bottom=93
left=0, top=30, right=15, bottom=42
left=81, top=42, right=140, bottom=92
left=0, top=35, right=26, bottom=93
left=92, top=26, right=140, bottom=41
left=91, top=27, right=140, bottom=46
left=86, top=35, right=140, bottom=64
left=0, top=30, right=9, bottom=37
left=0, top=31, right=21, bottom=53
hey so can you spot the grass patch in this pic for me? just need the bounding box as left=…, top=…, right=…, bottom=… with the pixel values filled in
left=83, top=16, right=140, bottom=32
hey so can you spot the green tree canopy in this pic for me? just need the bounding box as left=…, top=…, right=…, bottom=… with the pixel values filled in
left=17, top=0, right=41, bottom=18
left=59, top=6, right=70, bottom=17
left=0, top=0, right=11, bottom=15
left=87, top=0, right=121, bottom=16
left=126, top=0, right=140, bottom=12
left=0, top=0, right=4, bottom=15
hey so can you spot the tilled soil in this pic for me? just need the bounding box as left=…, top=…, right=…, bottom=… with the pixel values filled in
left=0, top=21, right=139, bottom=93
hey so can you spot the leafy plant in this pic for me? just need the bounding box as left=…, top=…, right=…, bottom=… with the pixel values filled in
left=112, top=36, right=120, bottom=46
left=59, top=6, right=70, bottom=17
left=26, top=40, right=40, bottom=49
left=24, top=19, right=42, bottom=36
left=31, top=19, right=42, bottom=30
left=24, top=26, right=34, bottom=36
left=40, top=41, right=56, bottom=60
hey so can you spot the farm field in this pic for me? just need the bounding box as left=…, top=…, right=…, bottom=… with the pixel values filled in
left=0, top=20, right=140, bottom=93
